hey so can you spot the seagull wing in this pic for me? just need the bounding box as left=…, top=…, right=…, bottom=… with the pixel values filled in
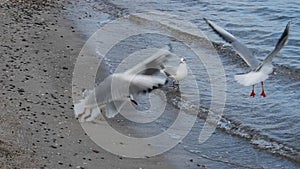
left=125, top=46, right=173, bottom=75
left=204, top=18, right=260, bottom=69
left=127, top=74, right=167, bottom=94
left=110, top=74, right=167, bottom=100
left=256, top=22, right=290, bottom=71
left=84, top=73, right=167, bottom=108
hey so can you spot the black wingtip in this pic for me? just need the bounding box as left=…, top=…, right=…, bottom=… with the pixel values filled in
left=284, top=21, right=291, bottom=35
left=203, top=18, right=235, bottom=44
left=203, top=18, right=215, bottom=30
left=137, top=79, right=168, bottom=95
left=287, top=21, right=291, bottom=28
left=275, top=21, right=290, bottom=48
left=285, top=21, right=291, bottom=36
left=152, top=86, right=159, bottom=90
left=203, top=17, right=211, bottom=26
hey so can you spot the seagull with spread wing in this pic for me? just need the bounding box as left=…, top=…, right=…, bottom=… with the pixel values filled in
left=204, top=18, right=290, bottom=97
left=75, top=47, right=173, bottom=122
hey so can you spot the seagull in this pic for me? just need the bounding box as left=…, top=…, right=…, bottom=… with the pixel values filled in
left=204, top=18, right=290, bottom=97
left=75, top=47, right=173, bottom=122
left=162, top=57, right=188, bottom=88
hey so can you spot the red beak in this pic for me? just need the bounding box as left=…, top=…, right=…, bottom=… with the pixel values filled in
left=130, top=99, right=138, bottom=105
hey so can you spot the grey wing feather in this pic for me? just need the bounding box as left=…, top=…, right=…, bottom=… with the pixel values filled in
left=204, top=18, right=260, bottom=69
left=163, top=66, right=177, bottom=77
left=128, top=74, right=167, bottom=94
left=258, top=22, right=290, bottom=69
left=84, top=74, right=167, bottom=107
left=125, top=46, right=173, bottom=75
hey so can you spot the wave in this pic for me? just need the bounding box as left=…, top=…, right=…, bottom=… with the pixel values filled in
left=91, top=0, right=129, bottom=18
left=167, top=90, right=300, bottom=164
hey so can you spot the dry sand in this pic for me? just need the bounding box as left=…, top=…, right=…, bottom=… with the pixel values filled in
left=0, top=1, right=206, bottom=168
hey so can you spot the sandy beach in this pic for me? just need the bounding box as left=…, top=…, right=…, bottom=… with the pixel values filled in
left=1, top=0, right=85, bottom=168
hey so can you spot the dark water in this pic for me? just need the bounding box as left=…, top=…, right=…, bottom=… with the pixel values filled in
left=70, top=0, right=300, bottom=168
left=109, top=0, right=300, bottom=69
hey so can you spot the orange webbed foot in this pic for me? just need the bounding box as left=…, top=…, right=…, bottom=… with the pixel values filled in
left=261, top=90, right=266, bottom=97
left=250, top=85, right=256, bottom=97
left=261, top=82, right=266, bottom=97
left=250, top=90, right=256, bottom=97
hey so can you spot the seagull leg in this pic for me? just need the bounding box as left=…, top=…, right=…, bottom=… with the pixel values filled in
left=172, top=80, right=179, bottom=89
left=172, top=80, right=176, bottom=88
left=250, top=85, right=256, bottom=97
left=261, top=82, right=266, bottom=97
left=98, top=109, right=105, bottom=121
left=176, top=80, right=180, bottom=89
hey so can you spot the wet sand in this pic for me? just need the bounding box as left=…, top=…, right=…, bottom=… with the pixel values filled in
left=0, top=1, right=205, bottom=168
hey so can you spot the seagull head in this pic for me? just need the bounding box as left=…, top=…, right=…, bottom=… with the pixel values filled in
left=180, top=57, right=186, bottom=63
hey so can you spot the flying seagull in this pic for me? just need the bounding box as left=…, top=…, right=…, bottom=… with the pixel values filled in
left=75, top=47, right=173, bottom=122
left=204, top=18, right=290, bottom=97
left=162, top=57, right=188, bottom=88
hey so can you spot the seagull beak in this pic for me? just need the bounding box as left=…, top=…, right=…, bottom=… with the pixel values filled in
left=129, top=95, right=138, bottom=105
left=130, top=99, right=138, bottom=105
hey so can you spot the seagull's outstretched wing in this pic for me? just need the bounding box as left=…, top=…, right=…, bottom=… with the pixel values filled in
left=125, top=46, right=173, bottom=75
left=257, top=22, right=290, bottom=70
left=128, top=74, right=167, bottom=94
left=204, top=18, right=260, bottom=70
left=84, top=73, right=167, bottom=108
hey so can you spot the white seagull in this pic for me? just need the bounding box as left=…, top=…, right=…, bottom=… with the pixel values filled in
left=204, top=18, right=290, bottom=97
left=75, top=47, right=173, bottom=122
left=162, top=57, right=188, bottom=88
